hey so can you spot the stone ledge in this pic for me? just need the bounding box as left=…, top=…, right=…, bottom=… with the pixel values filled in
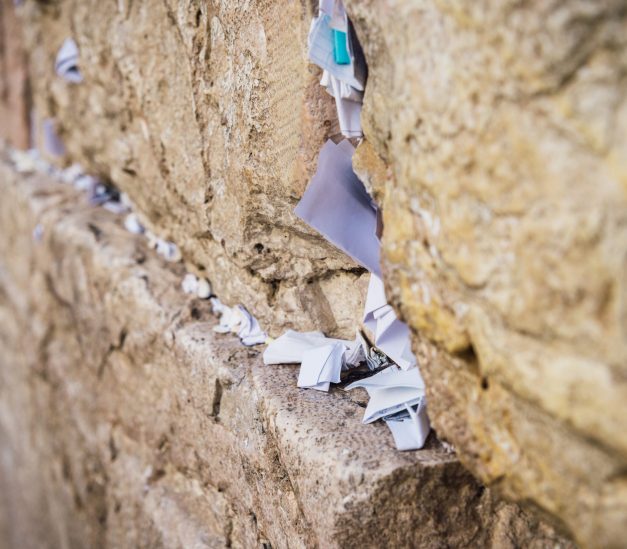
left=0, top=158, right=572, bottom=547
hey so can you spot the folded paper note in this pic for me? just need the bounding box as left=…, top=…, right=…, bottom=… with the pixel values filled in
left=295, top=140, right=381, bottom=275
left=320, top=71, right=363, bottom=138
left=297, top=342, right=345, bottom=391
left=55, top=38, right=83, bottom=83
left=211, top=299, right=267, bottom=346
left=308, top=14, right=363, bottom=91
left=264, top=329, right=367, bottom=392
left=345, top=366, right=425, bottom=423
left=308, top=1, right=367, bottom=138
left=384, top=401, right=431, bottom=451
left=42, top=118, right=66, bottom=158
left=263, top=329, right=352, bottom=365
left=363, top=274, right=416, bottom=370
left=235, top=305, right=267, bottom=346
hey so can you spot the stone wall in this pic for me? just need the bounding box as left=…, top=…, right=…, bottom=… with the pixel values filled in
left=0, top=161, right=572, bottom=548
left=348, top=2, right=627, bottom=546
left=1, top=0, right=626, bottom=547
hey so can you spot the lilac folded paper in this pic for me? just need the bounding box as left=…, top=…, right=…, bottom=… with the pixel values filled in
left=55, top=38, right=83, bottom=83
left=295, top=140, right=381, bottom=276
left=42, top=118, right=66, bottom=158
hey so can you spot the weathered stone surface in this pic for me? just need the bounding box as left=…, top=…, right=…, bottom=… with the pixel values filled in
left=19, top=0, right=367, bottom=339
left=0, top=0, right=30, bottom=149
left=0, top=160, right=572, bottom=548
left=11, top=0, right=627, bottom=546
left=347, top=1, right=627, bottom=546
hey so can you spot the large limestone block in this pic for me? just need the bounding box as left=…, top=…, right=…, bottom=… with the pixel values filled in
left=346, top=1, right=627, bottom=546
left=0, top=159, right=573, bottom=548
left=19, top=0, right=367, bottom=339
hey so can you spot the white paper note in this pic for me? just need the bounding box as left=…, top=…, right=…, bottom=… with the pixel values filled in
left=297, top=342, right=345, bottom=392
left=236, top=305, right=267, bottom=346
left=384, top=402, right=431, bottom=450
left=263, top=329, right=350, bottom=365
left=345, top=366, right=425, bottom=423
left=362, top=274, right=417, bottom=370
left=308, top=14, right=363, bottom=91
left=321, top=71, right=363, bottom=137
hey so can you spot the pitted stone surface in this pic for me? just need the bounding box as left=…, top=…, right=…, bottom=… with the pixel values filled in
left=19, top=0, right=367, bottom=339
left=346, top=1, right=627, bottom=546
left=8, top=0, right=627, bottom=546
left=0, top=160, right=572, bottom=548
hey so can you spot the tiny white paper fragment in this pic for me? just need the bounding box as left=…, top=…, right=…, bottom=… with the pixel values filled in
left=181, top=273, right=199, bottom=295
left=152, top=238, right=181, bottom=262
left=55, top=38, right=83, bottom=83
left=196, top=278, right=212, bottom=299
left=211, top=299, right=267, bottom=346
left=33, top=224, right=44, bottom=242
left=124, top=213, right=145, bottom=235
left=59, top=163, right=84, bottom=185
left=102, top=200, right=128, bottom=214
left=294, top=139, right=381, bottom=276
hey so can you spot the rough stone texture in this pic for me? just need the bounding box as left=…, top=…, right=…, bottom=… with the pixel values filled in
left=0, top=159, right=573, bottom=548
left=7, top=0, right=627, bottom=547
left=19, top=0, right=368, bottom=340
left=347, top=1, right=627, bottom=547
left=0, top=0, right=30, bottom=149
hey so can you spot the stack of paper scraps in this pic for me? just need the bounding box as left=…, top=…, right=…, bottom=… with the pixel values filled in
left=308, top=0, right=366, bottom=138
left=265, top=137, right=431, bottom=450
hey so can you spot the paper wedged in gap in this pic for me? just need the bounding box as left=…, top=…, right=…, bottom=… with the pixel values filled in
left=319, top=0, right=347, bottom=31
left=384, top=404, right=430, bottom=450
left=236, top=305, right=267, bottom=346
left=213, top=304, right=241, bottom=334
left=345, top=366, right=425, bottom=423
left=295, top=140, right=381, bottom=276
left=308, top=14, right=363, bottom=91
left=42, top=119, right=66, bottom=157
left=362, top=274, right=417, bottom=370
left=342, top=329, right=368, bottom=368
left=263, top=329, right=351, bottom=365
left=321, top=70, right=363, bottom=102
left=297, top=342, right=345, bottom=392
left=321, top=71, right=362, bottom=137
left=55, top=38, right=83, bottom=83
